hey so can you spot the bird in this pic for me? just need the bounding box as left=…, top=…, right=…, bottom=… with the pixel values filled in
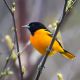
left=23, top=22, right=75, bottom=60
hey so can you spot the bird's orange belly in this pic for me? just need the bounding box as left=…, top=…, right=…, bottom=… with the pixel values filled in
left=30, top=38, right=47, bottom=55
left=30, top=35, right=57, bottom=56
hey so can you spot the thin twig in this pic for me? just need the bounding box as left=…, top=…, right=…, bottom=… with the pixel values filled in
left=0, top=47, right=14, bottom=79
left=34, top=0, right=68, bottom=80
left=3, top=0, right=23, bottom=80
left=3, top=47, right=14, bottom=71
left=12, top=8, right=24, bottom=80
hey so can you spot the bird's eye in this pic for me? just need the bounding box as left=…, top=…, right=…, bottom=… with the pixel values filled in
left=32, top=24, right=35, bottom=27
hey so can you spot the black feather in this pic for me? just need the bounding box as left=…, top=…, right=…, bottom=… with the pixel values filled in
left=48, top=33, right=63, bottom=48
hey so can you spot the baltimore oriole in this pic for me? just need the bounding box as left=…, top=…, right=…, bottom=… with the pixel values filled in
left=23, top=22, right=75, bottom=60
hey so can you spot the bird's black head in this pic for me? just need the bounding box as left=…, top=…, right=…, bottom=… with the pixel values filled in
left=27, top=22, right=46, bottom=35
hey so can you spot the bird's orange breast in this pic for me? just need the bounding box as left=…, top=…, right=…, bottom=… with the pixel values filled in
left=30, top=29, right=64, bottom=56
left=30, top=29, right=52, bottom=55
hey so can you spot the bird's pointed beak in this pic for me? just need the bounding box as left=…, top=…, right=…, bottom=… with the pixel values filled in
left=22, top=24, right=30, bottom=29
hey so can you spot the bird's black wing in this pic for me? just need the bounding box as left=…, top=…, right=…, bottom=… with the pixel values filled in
left=45, top=27, right=51, bottom=32
left=47, top=32, right=63, bottom=48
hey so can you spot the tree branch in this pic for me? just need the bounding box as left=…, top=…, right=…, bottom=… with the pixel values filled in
left=34, top=0, right=69, bottom=80
left=3, top=0, right=23, bottom=80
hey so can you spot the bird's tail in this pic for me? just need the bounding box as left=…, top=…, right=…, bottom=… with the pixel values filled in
left=60, top=49, right=75, bottom=60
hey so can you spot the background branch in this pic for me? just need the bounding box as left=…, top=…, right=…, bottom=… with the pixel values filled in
left=3, top=0, right=23, bottom=80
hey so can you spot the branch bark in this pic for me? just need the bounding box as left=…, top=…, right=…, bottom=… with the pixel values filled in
left=34, top=0, right=68, bottom=80
left=3, top=0, right=23, bottom=80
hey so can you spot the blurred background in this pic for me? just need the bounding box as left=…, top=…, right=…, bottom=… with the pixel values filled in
left=0, top=0, right=80, bottom=80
